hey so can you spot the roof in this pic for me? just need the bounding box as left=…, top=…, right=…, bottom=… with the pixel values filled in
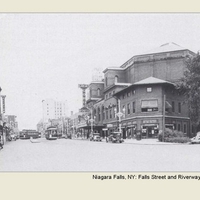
left=142, top=42, right=187, bottom=55
left=133, top=76, right=174, bottom=86
left=120, top=42, right=195, bottom=69
left=113, top=76, right=174, bottom=97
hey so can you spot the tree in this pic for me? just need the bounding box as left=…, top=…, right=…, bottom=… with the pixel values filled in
left=177, top=53, right=200, bottom=131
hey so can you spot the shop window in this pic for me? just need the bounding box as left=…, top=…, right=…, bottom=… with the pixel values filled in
left=132, top=102, right=135, bottom=113
left=147, top=87, right=152, bottom=92
left=141, top=99, right=158, bottom=112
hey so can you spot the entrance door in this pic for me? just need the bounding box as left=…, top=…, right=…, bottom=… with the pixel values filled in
left=147, top=127, right=153, bottom=138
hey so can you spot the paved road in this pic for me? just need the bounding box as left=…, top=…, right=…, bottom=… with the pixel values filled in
left=0, top=138, right=200, bottom=172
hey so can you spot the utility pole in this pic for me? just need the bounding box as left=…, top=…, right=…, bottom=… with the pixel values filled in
left=163, top=94, right=166, bottom=141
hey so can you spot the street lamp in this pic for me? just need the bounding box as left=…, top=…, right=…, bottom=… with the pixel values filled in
left=115, top=99, right=125, bottom=133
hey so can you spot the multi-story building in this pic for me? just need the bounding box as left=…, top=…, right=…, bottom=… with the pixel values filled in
left=75, top=43, right=195, bottom=138
left=42, top=99, right=68, bottom=122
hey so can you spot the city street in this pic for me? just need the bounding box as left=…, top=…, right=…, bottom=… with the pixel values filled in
left=0, top=138, right=200, bottom=172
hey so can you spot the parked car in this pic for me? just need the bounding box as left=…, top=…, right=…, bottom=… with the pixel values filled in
left=9, top=133, right=17, bottom=141
left=90, top=133, right=102, bottom=142
left=190, top=132, right=200, bottom=144
left=106, top=132, right=124, bottom=143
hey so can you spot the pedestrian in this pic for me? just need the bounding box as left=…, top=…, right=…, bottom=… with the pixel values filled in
left=0, top=134, right=3, bottom=150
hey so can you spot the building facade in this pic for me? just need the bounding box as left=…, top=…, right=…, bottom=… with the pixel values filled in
left=42, top=99, right=68, bottom=122
left=74, top=43, right=195, bottom=138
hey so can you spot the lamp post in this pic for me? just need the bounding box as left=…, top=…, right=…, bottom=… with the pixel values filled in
left=115, top=99, right=125, bottom=133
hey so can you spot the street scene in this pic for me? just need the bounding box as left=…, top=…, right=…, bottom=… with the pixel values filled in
left=1, top=137, right=200, bottom=172
left=1, top=14, right=200, bottom=172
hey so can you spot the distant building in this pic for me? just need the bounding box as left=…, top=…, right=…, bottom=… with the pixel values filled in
left=42, top=99, right=68, bottom=122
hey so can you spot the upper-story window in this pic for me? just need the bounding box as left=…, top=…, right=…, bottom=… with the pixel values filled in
left=97, top=88, right=100, bottom=96
left=123, top=93, right=126, bottom=99
left=127, top=103, right=130, bottom=114
left=113, top=90, right=115, bottom=94
left=141, top=99, right=158, bottom=112
left=105, top=77, right=108, bottom=87
left=132, top=101, right=135, bottom=113
left=147, top=87, right=152, bottom=92
left=115, top=75, right=118, bottom=83
left=132, top=90, right=136, bottom=95
left=172, top=101, right=175, bottom=112
left=178, top=102, right=181, bottom=113
left=127, top=91, right=131, bottom=97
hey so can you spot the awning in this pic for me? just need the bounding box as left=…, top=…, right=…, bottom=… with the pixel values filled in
left=141, top=100, right=158, bottom=108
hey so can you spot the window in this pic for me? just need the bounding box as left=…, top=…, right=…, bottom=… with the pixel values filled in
left=102, top=107, right=105, bottom=120
left=127, top=92, right=131, bottom=97
left=109, top=93, right=112, bottom=97
left=147, top=87, right=152, bottom=92
left=123, top=94, right=126, bottom=99
left=127, top=103, right=130, bottom=114
left=97, top=88, right=100, bottom=96
left=184, top=124, right=187, bottom=133
left=178, top=124, right=181, bottom=131
left=115, top=75, right=118, bottom=83
left=172, top=101, right=175, bottom=112
left=132, top=102, right=135, bottom=113
left=141, top=99, right=158, bottom=112
left=105, top=94, right=108, bottom=99
left=122, top=105, right=126, bottom=115
left=132, top=90, right=135, bottom=95
left=109, top=109, right=112, bottom=118
left=178, top=102, right=181, bottom=113
left=113, top=90, right=115, bottom=94
left=105, top=77, right=108, bottom=86
left=98, top=108, right=101, bottom=121
left=106, top=109, right=108, bottom=119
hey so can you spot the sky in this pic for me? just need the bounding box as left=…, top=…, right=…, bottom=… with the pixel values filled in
left=0, top=13, right=200, bottom=130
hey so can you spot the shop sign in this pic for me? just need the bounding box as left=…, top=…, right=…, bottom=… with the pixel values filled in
left=142, top=119, right=158, bottom=124
left=103, top=128, right=108, bottom=131
left=107, top=124, right=113, bottom=128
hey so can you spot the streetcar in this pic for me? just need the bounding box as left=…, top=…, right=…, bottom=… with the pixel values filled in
left=45, top=126, right=58, bottom=140
left=20, top=129, right=41, bottom=139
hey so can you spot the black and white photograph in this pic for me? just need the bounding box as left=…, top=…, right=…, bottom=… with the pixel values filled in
left=1, top=13, right=200, bottom=172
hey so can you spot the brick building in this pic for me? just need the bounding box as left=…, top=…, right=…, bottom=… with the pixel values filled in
left=75, top=43, right=195, bottom=138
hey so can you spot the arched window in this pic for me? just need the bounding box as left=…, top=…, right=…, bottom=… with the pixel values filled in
left=115, top=75, right=118, bottom=83
left=97, top=88, right=100, bottom=96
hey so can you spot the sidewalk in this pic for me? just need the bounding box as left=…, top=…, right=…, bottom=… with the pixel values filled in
left=123, top=138, right=178, bottom=145
left=73, top=137, right=182, bottom=145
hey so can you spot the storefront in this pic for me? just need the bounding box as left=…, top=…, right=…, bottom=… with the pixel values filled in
left=141, top=119, right=159, bottom=138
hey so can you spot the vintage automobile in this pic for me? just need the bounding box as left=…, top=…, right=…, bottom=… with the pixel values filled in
left=90, top=133, right=102, bottom=142
left=106, top=132, right=124, bottom=143
left=190, top=132, right=200, bottom=144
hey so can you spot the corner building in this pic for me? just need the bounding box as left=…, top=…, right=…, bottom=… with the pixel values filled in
left=77, top=43, right=195, bottom=138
